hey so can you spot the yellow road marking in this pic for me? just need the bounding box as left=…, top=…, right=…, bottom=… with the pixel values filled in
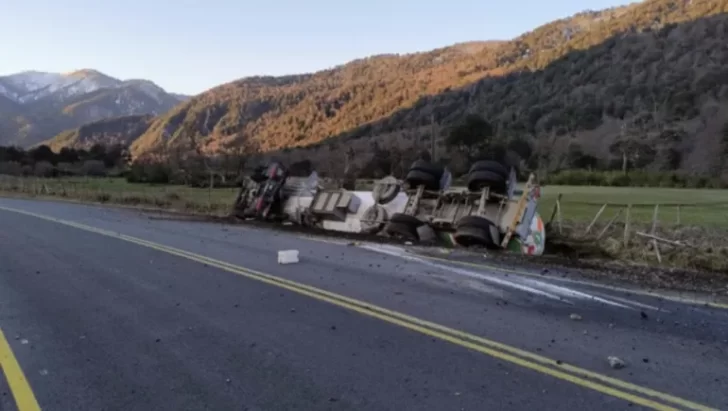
left=420, top=254, right=728, bottom=310
left=0, top=206, right=718, bottom=411
left=0, top=328, right=41, bottom=411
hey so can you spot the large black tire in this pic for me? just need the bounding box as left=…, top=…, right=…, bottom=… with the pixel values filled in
left=405, top=169, right=440, bottom=190
left=469, top=160, right=509, bottom=179
left=384, top=213, right=424, bottom=241
left=454, top=216, right=500, bottom=248
left=467, top=170, right=507, bottom=193
left=410, top=160, right=444, bottom=178
left=250, top=164, right=268, bottom=183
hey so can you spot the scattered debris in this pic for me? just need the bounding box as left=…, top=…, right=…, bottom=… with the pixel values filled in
left=404, top=241, right=413, bottom=245
left=20, top=339, right=28, bottom=345
left=570, top=313, right=582, bottom=321
left=39, top=369, right=48, bottom=376
left=278, top=249, right=300, bottom=264
left=608, top=356, right=626, bottom=369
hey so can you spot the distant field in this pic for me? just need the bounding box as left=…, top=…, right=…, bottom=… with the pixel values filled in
left=2, top=176, right=728, bottom=227
left=0, top=176, right=237, bottom=214
left=537, top=185, right=728, bottom=228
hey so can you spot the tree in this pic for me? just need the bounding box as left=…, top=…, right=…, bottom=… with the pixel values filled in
left=0, top=146, right=24, bottom=163
left=34, top=161, right=54, bottom=177
left=609, top=121, right=655, bottom=174
left=29, top=145, right=56, bottom=165
left=445, top=114, right=494, bottom=154
left=88, top=144, right=107, bottom=161
left=565, top=143, right=598, bottom=169
left=507, top=136, right=533, bottom=162
left=80, top=160, right=106, bottom=176
left=58, top=147, right=80, bottom=164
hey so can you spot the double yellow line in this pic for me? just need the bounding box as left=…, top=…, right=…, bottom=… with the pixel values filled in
left=0, top=205, right=717, bottom=411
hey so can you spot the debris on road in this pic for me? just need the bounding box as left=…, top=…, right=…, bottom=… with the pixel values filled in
left=607, top=356, right=626, bottom=369
left=569, top=313, right=582, bottom=321
left=278, top=249, right=300, bottom=264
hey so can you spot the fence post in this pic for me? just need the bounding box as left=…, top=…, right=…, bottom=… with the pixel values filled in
left=585, top=204, right=607, bottom=235
left=623, top=204, right=632, bottom=247
left=556, top=197, right=563, bottom=234
left=651, top=204, right=662, bottom=263
left=676, top=205, right=681, bottom=226
left=597, top=208, right=623, bottom=240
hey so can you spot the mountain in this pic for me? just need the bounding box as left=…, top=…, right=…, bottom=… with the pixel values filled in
left=130, top=0, right=728, bottom=176
left=0, top=70, right=185, bottom=147
left=43, top=114, right=154, bottom=151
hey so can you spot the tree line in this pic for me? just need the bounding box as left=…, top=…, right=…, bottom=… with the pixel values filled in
left=0, top=144, right=129, bottom=177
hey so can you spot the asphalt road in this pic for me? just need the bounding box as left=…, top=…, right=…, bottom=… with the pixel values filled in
left=0, top=197, right=726, bottom=411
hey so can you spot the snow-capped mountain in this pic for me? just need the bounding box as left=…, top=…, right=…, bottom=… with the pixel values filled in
left=0, top=69, right=188, bottom=147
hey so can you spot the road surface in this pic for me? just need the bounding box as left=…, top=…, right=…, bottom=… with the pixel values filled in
left=0, top=197, right=726, bottom=411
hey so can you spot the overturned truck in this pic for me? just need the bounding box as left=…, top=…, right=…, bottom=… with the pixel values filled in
left=232, top=160, right=546, bottom=256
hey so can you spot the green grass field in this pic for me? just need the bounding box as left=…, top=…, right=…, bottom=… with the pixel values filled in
left=2, top=176, right=728, bottom=227
left=0, top=176, right=238, bottom=214
left=538, top=185, right=728, bottom=228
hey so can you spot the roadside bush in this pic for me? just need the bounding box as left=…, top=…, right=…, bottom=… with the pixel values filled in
left=0, top=161, right=22, bottom=176
left=34, top=161, right=54, bottom=177
left=126, top=162, right=171, bottom=184
left=81, top=160, right=107, bottom=177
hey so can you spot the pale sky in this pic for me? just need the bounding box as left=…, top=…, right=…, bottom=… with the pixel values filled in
left=0, top=0, right=636, bottom=95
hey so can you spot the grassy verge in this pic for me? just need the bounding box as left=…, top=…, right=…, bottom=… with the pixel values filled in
left=0, top=176, right=237, bottom=215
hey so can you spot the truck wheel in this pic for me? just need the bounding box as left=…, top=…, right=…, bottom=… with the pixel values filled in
left=410, top=160, right=444, bottom=179
left=454, top=216, right=500, bottom=248
left=469, top=160, right=509, bottom=179
left=373, top=176, right=400, bottom=204
left=467, top=170, right=507, bottom=193
left=360, top=205, right=388, bottom=234
left=384, top=213, right=424, bottom=241
left=405, top=169, right=440, bottom=190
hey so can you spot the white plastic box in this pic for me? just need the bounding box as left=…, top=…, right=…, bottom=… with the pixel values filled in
left=277, top=250, right=300, bottom=264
